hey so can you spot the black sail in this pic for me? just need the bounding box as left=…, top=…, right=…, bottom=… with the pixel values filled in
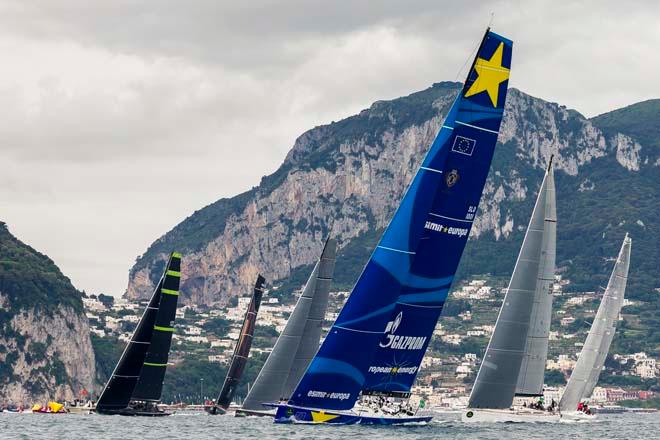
left=131, top=253, right=182, bottom=401
left=95, top=252, right=181, bottom=412
left=216, top=275, right=265, bottom=409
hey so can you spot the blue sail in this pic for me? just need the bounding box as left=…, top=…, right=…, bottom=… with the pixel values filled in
left=288, top=30, right=513, bottom=411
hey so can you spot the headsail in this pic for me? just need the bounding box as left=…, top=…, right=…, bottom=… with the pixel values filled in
left=515, top=159, right=557, bottom=396
left=216, top=275, right=266, bottom=409
left=96, top=252, right=181, bottom=412
left=242, top=239, right=337, bottom=410
left=560, top=235, right=631, bottom=412
left=469, top=160, right=555, bottom=409
left=288, top=29, right=513, bottom=411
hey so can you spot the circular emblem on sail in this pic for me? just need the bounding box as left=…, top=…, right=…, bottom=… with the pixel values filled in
left=446, top=169, right=460, bottom=187
left=466, top=411, right=474, bottom=418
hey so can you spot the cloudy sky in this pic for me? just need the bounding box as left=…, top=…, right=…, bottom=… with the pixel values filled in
left=1, top=0, right=658, bottom=296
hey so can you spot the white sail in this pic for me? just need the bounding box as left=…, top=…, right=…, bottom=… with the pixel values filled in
left=469, top=161, right=555, bottom=409
left=559, top=234, right=631, bottom=412
left=516, top=161, right=557, bottom=395
left=241, top=238, right=336, bottom=410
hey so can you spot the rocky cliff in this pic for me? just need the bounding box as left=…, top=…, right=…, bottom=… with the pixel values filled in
left=0, top=222, right=96, bottom=404
left=127, top=83, right=659, bottom=305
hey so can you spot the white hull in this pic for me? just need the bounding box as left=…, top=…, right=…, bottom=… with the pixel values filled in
left=560, top=411, right=597, bottom=422
left=462, top=408, right=560, bottom=423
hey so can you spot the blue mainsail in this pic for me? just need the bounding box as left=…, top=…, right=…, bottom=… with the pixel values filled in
left=288, top=30, right=513, bottom=411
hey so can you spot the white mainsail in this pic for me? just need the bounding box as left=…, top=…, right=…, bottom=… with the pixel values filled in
left=516, top=161, right=557, bottom=396
left=469, top=160, right=556, bottom=409
left=559, top=234, right=631, bottom=412
left=241, top=238, right=336, bottom=410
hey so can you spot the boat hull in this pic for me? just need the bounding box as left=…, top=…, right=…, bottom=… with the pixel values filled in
left=234, top=408, right=275, bottom=417
left=96, top=408, right=171, bottom=417
left=560, top=411, right=597, bottom=421
left=461, top=408, right=560, bottom=423
left=203, top=405, right=227, bottom=415
left=273, top=404, right=432, bottom=425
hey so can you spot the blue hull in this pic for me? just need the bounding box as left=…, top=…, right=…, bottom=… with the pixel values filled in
left=272, top=403, right=432, bottom=425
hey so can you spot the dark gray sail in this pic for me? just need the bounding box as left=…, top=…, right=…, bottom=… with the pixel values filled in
left=96, top=252, right=181, bottom=414
left=515, top=161, right=556, bottom=396
left=560, top=235, right=631, bottom=412
left=469, top=163, right=553, bottom=409
left=241, top=238, right=337, bottom=411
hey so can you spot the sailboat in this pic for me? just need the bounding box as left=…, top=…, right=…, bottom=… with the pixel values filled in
left=273, top=28, right=513, bottom=425
left=205, top=275, right=266, bottom=415
left=237, top=238, right=337, bottom=416
left=96, top=252, right=182, bottom=417
left=559, top=234, right=631, bottom=419
left=463, top=159, right=558, bottom=423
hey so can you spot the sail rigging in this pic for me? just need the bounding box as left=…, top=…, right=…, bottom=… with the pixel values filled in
left=242, top=239, right=337, bottom=410
left=469, top=160, right=555, bottom=409
left=96, top=252, right=181, bottom=413
left=285, top=29, right=513, bottom=412
left=559, top=235, right=631, bottom=412
left=215, top=275, right=266, bottom=410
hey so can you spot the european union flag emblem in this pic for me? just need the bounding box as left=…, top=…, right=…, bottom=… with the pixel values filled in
left=451, top=136, right=476, bottom=156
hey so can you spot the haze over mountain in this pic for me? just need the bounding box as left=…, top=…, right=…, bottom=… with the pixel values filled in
left=126, top=84, right=659, bottom=306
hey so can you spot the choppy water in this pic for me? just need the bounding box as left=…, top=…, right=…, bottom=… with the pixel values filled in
left=1, top=411, right=658, bottom=439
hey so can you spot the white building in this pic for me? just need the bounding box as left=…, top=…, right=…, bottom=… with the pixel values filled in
left=208, top=355, right=225, bottom=363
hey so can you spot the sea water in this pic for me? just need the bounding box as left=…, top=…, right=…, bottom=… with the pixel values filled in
left=0, top=411, right=657, bottom=439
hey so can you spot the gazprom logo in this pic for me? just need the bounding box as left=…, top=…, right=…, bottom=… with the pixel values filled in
left=384, top=311, right=403, bottom=334
left=379, top=312, right=426, bottom=350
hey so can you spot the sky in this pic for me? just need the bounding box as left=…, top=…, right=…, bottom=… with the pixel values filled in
left=1, top=1, right=659, bottom=297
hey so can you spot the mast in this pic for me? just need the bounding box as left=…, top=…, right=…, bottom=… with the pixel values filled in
left=242, top=238, right=337, bottom=410
left=560, top=235, right=631, bottom=412
left=215, top=275, right=266, bottom=409
left=515, top=157, right=557, bottom=396
left=96, top=252, right=181, bottom=412
left=286, top=29, right=513, bottom=412
left=469, top=162, right=554, bottom=409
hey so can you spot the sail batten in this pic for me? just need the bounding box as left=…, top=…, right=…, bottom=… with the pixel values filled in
left=559, top=235, right=631, bottom=412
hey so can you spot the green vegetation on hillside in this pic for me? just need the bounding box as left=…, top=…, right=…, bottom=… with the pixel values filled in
left=592, top=99, right=660, bottom=150
left=0, top=222, right=84, bottom=315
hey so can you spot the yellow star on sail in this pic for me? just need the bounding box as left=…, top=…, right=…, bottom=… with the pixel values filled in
left=464, top=42, right=510, bottom=107
left=311, top=410, right=339, bottom=423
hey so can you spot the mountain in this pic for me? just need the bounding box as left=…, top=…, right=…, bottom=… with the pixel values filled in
left=0, top=222, right=96, bottom=404
left=126, top=83, right=659, bottom=306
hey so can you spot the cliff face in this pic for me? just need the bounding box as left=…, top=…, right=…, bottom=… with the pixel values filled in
left=0, top=223, right=96, bottom=404
left=127, top=83, right=659, bottom=305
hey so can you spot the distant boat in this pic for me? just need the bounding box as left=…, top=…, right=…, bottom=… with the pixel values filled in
left=273, top=27, right=513, bottom=425
left=237, top=238, right=337, bottom=416
left=559, top=234, right=631, bottom=419
left=205, top=275, right=266, bottom=415
left=463, top=160, right=558, bottom=423
left=95, top=252, right=182, bottom=417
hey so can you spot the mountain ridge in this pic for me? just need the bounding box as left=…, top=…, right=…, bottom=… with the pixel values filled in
left=126, top=83, right=659, bottom=306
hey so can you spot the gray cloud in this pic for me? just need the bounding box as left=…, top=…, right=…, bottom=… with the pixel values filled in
left=0, top=0, right=658, bottom=295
